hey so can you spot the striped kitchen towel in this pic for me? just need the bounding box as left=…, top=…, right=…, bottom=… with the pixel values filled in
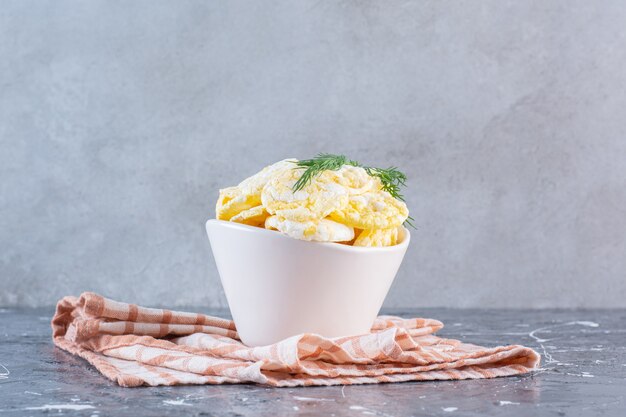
left=51, top=292, right=540, bottom=387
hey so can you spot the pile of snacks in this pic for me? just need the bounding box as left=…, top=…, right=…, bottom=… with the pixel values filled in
left=215, top=157, right=409, bottom=247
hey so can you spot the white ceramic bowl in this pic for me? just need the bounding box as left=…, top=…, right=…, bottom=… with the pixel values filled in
left=206, top=219, right=410, bottom=346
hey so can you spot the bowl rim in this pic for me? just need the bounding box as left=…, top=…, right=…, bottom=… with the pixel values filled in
left=206, top=218, right=411, bottom=253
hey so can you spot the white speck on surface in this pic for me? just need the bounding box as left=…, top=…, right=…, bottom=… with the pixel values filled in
left=293, top=406, right=299, bottom=410
left=24, top=404, right=95, bottom=411
left=540, top=344, right=556, bottom=364
left=0, top=363, right=9, bottom=380
left=419, top=395, right=426, bottom=399
left=528, top=328, right=550, bottom=343
left=341, top=385, right=346, bottom=398
left=70, top=397, right=80, bottom=402
left=565, top=372, right=595, bottom=378
left=241, top=397, right=248, bottom=402
left=574, top=321, right=599, bottom=327
left=499, top=401, right=520, bottom=406
left=442, top=407, right=458, bottom=412
left=529, top=321, right=600, bottom=343
left=24, top=391, right=42, bottom=396
left=163, top=399, right=192, bottom=406
left=293, top=396, right=335, bottom=402
left=348, top=405, right=392, bottom=416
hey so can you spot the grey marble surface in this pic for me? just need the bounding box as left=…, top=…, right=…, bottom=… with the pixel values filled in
left=2, top=0, right=626, bottom=309
left=1, top=308, right=625, bottom=416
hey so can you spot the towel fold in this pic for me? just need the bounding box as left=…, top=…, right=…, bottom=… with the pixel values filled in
left=51, top=292, right=540, bottom=387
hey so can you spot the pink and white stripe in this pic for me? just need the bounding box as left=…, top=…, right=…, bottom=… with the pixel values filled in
left=51, top=293, right=540, bottom=387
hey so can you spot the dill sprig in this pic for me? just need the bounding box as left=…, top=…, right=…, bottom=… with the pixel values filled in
left=292, top=153, right=349, bottom=192
left=363, top=166, right=407, bottom=201
left=291, top=153, right=415, bottom=228
left=404, top=215, right=416, bottom=229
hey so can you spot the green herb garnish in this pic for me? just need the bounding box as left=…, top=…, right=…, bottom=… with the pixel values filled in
left=292, top=153, right=415, bottom=228
left=292, top=153, right=352, bottom=192
left=363, top=166, right=407, bottom=201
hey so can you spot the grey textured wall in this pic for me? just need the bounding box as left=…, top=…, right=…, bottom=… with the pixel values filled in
left=1, top=1, right=625, bottom=308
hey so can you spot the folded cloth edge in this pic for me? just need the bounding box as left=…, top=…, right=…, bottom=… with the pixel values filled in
left=51, top=293, right=541, bottom=387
